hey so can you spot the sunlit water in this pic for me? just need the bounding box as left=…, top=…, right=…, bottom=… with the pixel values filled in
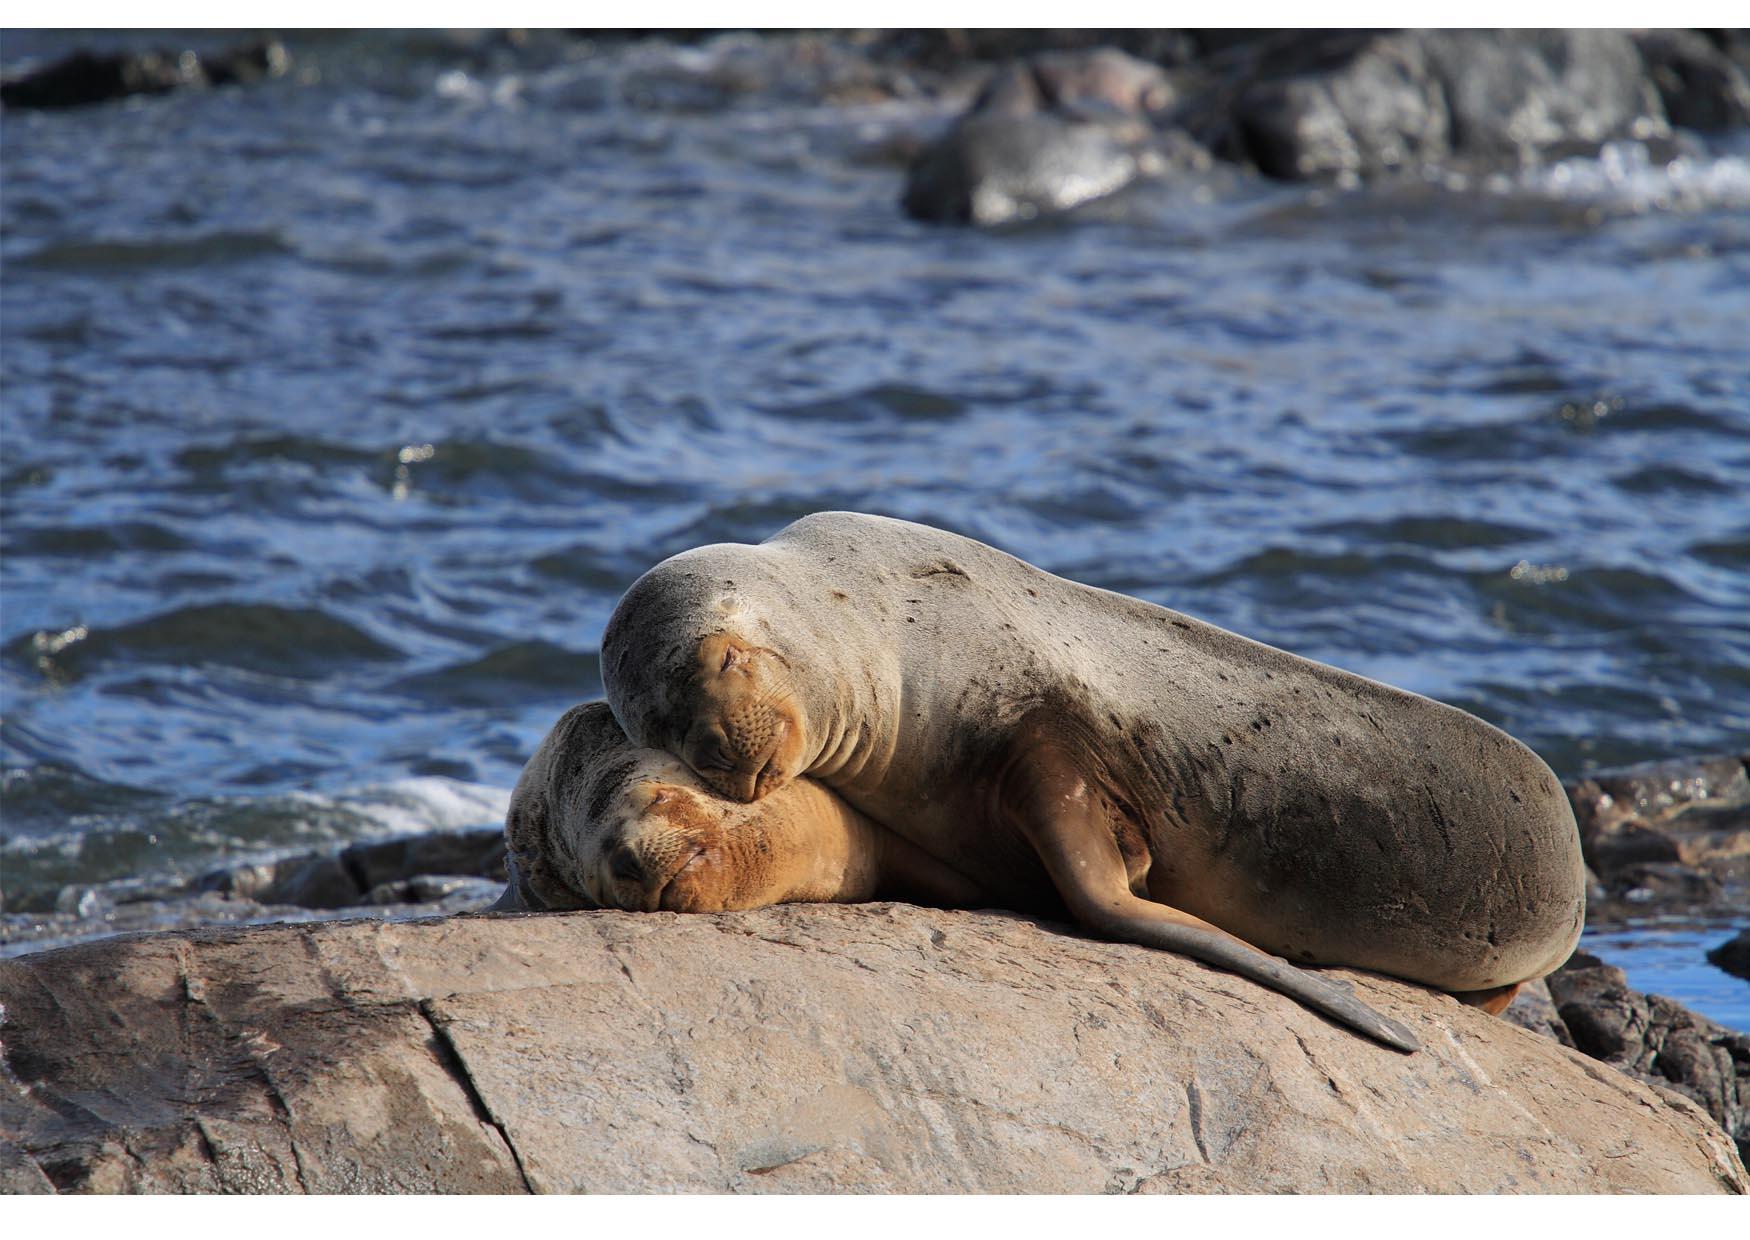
left=2, top=32, right=1746, bottom=1027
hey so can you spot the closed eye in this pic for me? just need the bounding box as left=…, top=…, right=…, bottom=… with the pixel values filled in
left=695, top=737, right=734, bottom=771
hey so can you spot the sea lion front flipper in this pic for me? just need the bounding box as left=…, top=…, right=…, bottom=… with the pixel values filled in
left=1006, top=744, right=1421, bottom=1054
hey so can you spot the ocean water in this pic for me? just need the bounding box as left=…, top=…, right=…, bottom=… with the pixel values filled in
left=2, top=32, right=1746, bottom=1028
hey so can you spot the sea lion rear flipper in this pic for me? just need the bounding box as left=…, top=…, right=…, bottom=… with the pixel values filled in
left=1452, top=982, right=1522, bottom=1016
left=1006, top=743, right=1421, bottom=1054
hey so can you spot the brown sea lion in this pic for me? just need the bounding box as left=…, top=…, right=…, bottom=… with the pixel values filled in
left=493, top=701, right=984, bottom=915
left=599, top=512, right=1588, bottom=1053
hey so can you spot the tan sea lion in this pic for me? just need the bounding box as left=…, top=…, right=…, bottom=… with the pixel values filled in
left=598, top=512, right=1589, bottom=1053
left=492, top=701, right=985, bottom=915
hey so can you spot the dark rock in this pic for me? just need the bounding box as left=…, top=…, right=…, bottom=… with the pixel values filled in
left=363, top=875, right=502, bottom=906
left=1545, top=952, right=1749, bottom=1164
left=2, top=826, right=513, bottom=960
left=898, top=29, right=1750, bottom=221
left=1633, top=29, right=1750, bottom=131
left=0, top=1136, right=55, bottom=1194
left=904, top=112, right=1145, bottom=224
left=1710, top=931, right=1750, bottom=982
left=902, top=47, right=1209, bottom=224
left=1424, top=30, right=1665, bottom=159
left=197, top=828, right=507, bottom=909
left=1224, top=30, right=1671, bottom=183
left=1565, top=752, right=1750, bottom=918
left=340, top=827, right=506, bottom=894
left=270, top=855, right=361, bottom=909
left=1501, top=977, right=1573, bottom=1047
left=1588, top=752, right=1750, bottom=820
left=0, top=41, right=288, bottom=110
left=1234, top=32, right=1450, bottom=180
left=864, top=29, right=1202, bottom=75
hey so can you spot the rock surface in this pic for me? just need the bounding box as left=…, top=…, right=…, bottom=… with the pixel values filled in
left=1568, top=752, right=1750, bottom=920
left=2, top=904, right=1743, bottom=1193
left=1544, top=952, right=1750, bottom=1165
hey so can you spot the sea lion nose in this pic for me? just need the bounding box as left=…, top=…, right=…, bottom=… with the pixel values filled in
left=607, top=841, right=646, bottom=886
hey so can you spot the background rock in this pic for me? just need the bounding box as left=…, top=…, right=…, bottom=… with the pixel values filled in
left=0, top=41, right=288, bottom=109
left=1710, top=930, right=1750, bottom=982
left=1566, top=752, right=1750, bottom=920
left=1, top=905, right=1743, bottom=1193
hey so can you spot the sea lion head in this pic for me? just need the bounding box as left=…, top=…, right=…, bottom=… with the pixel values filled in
left=505, top=702, right=793, bottom=913
left=602, top=542, right=829, bottom=803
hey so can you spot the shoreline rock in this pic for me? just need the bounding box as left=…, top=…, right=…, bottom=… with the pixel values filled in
left=1710, top=930, right=1750, bottom=982
left=1569, top=752, right=1750, bottom=921
left=1507, top=953, right=1750, bottom=1164
left=2, top=904, right=1743, bottom=1193
left=896, top=29, right=1750, bottom=223
left=0, top=41, right=289, bottom=110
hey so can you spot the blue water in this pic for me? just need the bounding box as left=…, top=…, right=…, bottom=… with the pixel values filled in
left=2, top=32, right=1747, bottom=1027
left=1583, top=919, right=1748, bottom=1032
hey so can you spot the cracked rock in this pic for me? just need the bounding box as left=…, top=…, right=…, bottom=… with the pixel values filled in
left=2, top=904, right=1743, bottom=1192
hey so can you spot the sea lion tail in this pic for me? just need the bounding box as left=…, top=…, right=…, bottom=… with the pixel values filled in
left=1085, top=902, right=1428, bottom=1049
left=1112, top=919, right=1422, bottom=1053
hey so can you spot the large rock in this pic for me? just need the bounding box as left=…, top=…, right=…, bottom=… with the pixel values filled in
left=2, top=905, right=1743, bottom=1193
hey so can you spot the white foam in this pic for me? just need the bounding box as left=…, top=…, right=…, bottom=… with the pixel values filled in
left=288, top=776, right=513, bottom=840
left=1505, top=139, right=1750, bottom=213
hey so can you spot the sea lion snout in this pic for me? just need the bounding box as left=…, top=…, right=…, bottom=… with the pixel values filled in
left=681, top=633, right=810, bottom=802
left=584, top=783, right=726, bottom=912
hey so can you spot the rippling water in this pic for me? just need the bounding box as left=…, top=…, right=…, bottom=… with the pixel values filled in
left=3, top=33, right=1747, bottom=1025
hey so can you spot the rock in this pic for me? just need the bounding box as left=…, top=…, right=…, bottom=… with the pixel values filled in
left=1565, top=752, right=1750, bottom=919
left=0, top=41, right=289, bottom=110
left=1222, top=30, right=1672, bottom=182
left=1709, top=930, right=1750, bottom=982
left=1233, top=33, right=1451, bottom=180
left=1, top=905, right=1743, bottom=1193
left=363, top=875, right=503, bottom=906
left=1545, top=952, right=1749, bottom=1165
left=898, top=29, right=1750, bottom=220
left=904, top=112, right=1146, bottom=225
left=1, top=827, right=511, bottom=959
left=1632, top=29, right=1750, bottom=131
left=902, top=47, right=1210, bottom=224
left=1425, top=30, right=1666, bottom=158
left=341, top=827, right=506, bottom=893
left=1501, top=977, right=1573, bottom=1047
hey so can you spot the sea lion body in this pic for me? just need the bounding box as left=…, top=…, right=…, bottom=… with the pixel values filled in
left=602, top=512, right=1587, bottom=1047
left=495, top=701, right=984, bottom=915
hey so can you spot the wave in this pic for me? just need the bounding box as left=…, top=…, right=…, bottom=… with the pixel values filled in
left=392, top=641, right=602, bottom=706
left=5, top=602, right=404, bottom=684
left=1, top=775, right=511, bottom=913
left=15, top=230, right=294, bottom=272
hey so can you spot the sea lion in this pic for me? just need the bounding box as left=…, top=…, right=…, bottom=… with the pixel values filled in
left=492, top=701, right=986, bottom=914
left=600, top=512, right=1589, bottom=1053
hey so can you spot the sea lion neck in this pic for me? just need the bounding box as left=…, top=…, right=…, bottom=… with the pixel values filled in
left=801, top=642, right=903, bottom=796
